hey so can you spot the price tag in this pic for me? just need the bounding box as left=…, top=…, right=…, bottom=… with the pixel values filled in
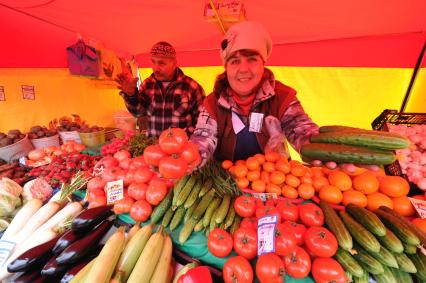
left=106, top=180, right=124, bottom=205
left=408, top=197, right=426, bottom=219
left=249, top=112, right=264, bottom=133
left=19, top=156, right=27, bottom=166
left=257, top=214, right=278, bottom=256
left=0, top=240, right=15, bottom=267
left=251, top=193, right=277, bottom=202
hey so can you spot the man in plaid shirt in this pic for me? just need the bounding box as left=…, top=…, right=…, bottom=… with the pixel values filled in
left=116, top=42, right=205, bottom=137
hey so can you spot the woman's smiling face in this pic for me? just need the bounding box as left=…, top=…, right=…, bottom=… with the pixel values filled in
left=226, top=50, right=265, bottom=97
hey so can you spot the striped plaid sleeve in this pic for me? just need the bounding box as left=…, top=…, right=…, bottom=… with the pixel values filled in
left=190, top=105, right=218, bottom=167
left=281, top=98, right=319, bottom=153
left=188, top=82, right=206, bottom=132
left=120, top=84, right=151, bottom=117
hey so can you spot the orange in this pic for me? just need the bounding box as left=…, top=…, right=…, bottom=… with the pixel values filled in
left=291, top=165, right=308, bottom=177
left=266, top=183, right=282, bottom=195
left=236, top=178, right=249, bottom=190
left=353, top=171, right=379, bottom=195
left=328, top=170, right=352, bottom=191
left=298, top=183, right=315, bottom=200
left=281, top=185, right=298, bottom=199
left=366, top=192, right=394, bottom=211
left=263, top=162, right=276, bottom=173
left=311, top=167, right=325, bottom=178
left=265, top=151, right=281, bottom=162
left=261, top=171, right=271, bottom=184
left=285, top=174, right=301, bottom=188
left=412, top=218, right=426, bottom=234
left=246, top=157, right=260, bottom=171
left=289, top=160, right=302, bottom=167
left=233, top=164, right=248, bottom=178
left=275, top=159, right=291, bottom=174
left=300, top=175, right=313, bottom=184
left=270, top=171, right=286, bottom=185
left=251, top=180, right=266, bottom=193
left=247, top=170, right=261, bottom=182
left=319, top=185, right=343, bottom=204
left=392, top=196, right=415, bottom=217
left=312, top=176, right=329, bottom=192
left=235, top=160, right=246, bottom=166
left=221, top=160, right=233, bottom=170
left=254, top=153, right=266, bottom=164
left=378, top=176, right=409, bottom=197
left=342, top=190, right=368, bottom=207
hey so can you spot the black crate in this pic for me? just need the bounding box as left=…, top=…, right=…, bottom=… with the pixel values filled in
left=371, top=109, right=426, bottom=195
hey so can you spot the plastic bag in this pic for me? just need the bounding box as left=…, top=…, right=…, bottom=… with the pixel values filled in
left=264, top=115, right=290, bottom=158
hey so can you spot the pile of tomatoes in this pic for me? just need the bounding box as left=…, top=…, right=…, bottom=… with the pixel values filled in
left=143, top=128, right=201, bottom=179
left=210, top=196, right=347, bottom=283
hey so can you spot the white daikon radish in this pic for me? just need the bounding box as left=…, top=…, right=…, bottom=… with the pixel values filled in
left=1, top=198, right=43, bottom=241
left=13, top=201, right=63, bottom=245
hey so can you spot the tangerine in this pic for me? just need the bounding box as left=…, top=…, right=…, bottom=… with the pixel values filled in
left=342, top=190, right=368, bottom=207
left=353, top=171, right=379, bottom=195
left=378, top=176, right=409, bottom=197
left=319, top=185, right=343, bottom=204
left=366, top=192, right=394, bottom=211
left=328, top=170, right=352, bottom=191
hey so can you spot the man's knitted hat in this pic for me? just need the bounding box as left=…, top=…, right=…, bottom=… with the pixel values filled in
left=150, top=41, right=176, bottom=58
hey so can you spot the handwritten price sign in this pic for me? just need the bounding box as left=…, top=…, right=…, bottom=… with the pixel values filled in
left=408, top=197, right=426, bottom=219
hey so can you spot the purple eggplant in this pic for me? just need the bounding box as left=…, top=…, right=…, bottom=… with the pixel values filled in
left=52, top=229, right=83, bottom=255
left=71, top=205, right=113, bottom=232
left=7, top=234, right=62, bottom=273
left=9, top=268, right=40, bottom=283
left=41, top=256, right=67, bottom=277
left=56, top=220, right=112, bottom=266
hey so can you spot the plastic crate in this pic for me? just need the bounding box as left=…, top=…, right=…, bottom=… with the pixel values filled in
left=371, top=109, right=426, bottom=194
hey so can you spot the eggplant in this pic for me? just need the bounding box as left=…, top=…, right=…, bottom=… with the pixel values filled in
left=56, top=220, right=112, bottom=266
left=52, top=229, right=83, bottom=255
left=71, top=205, right=113, bottom=232
left=9, top=268, right=40, bottom=283
left=7, top=234, right=62, bottom=273
left=41, top=256, right=68, bottom=278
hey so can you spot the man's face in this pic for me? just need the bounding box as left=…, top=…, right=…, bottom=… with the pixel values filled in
left=151, top=56, right=177, bottom=82
left=226, top=51, right=265, bottom=97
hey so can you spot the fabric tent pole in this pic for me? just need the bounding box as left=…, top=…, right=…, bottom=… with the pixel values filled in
left=209, top=0, right=226, bottom=34
left=400, top=40, right=426, bottom=112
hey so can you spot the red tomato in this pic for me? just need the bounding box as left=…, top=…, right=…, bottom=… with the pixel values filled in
left=223, top=256, right=253, bottom=283
left=255, top=206, right=281, bottom=222
left=180, top=142, right=200, bottom=164
left=119, top=157, right=132, bottom=170
left=130, top=200, right=152, bottom=222
left=240, top=217, right=258, bottom=230
left=255, top=199, right=264, bottom=207
left=128, top=182, right=148, bottom=200
left=100, top=156, right=119, bottom=168
left=124, top=169, right=135, bottom=186
left=87, top=187, right=105, bottom=201
left=158, top=128, right=188, bottom=154
left=88, top=196, right=107, bottom=208
left=102, top=167, right=124, bottom=182
left=87, top=176, right=106, bottom=192
left=312, top=257, right=346, bottom=283
left=133, top=167, right=153, bottom=183
left=158, top=156, right=188, bottom=179
left=304, top=227, right=338, bottom=257
left=282, top=221, right=306, bottom=246
left=233, top=228, right=257, bottom=260
left=146, top=179, right=168, bottom=205
left=208, top=228, right=233, bottom=258
left=302, top=244, right=317, bottom=260
left=113, top=197, right=135, bottom=214
left=276, top=200, right=299, bottom=222
left=143, top=145, right=167, bottom=166
left=256, top=253, right=286, bottom=283
left=283, top=246, right=311, bottom=279
left=299, top=203, right=324, bottom=227
left=234, top=196, right=256, bottom=217
left=129, top=156, right=147, bottom=169
left=275, top=223, right=297, bottom=256
left=113, top=150, right=131, bottom=162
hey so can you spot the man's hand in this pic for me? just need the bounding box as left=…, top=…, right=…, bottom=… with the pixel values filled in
left=115, top=72, right=138, bottom=96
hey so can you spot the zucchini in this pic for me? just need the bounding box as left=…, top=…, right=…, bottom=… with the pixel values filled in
left=346, top=204, right=386, bottom=236
left=352, top=244, right=384, bottom=275
left=127, top=226, right=165, bottom=283
left=393, top=252, right=417, bottom=273
left=375, top=208, right=420, bottom=246
left=373, top=265, right=397, bottom=283
left=170, top=206, right=186, bottom=231
left=377, top=229, right=404, bottom=254
left=183, top=179, right=202, bottom=208
left=353, top=270, right=369, bottom=283
left=408, top=253, right=426, bottom=281
left=403, top=243, right=417, bottom=254
left=320, top=200, right=353, bottom=251
left=334, top=248, right=364, bottom=277
left=301, top=142, right=396, bottom=165
left=378, top=206, right=426, bottom=245
left=202, top=197, right=221, bottom=227
left=310, top=131, right=410, bottom=150
left=172, top=175, right=190, bottom=207
left=339, top=211, right=380, bottom=253
left=369, top=246, right=399, bottom=268
left=390, top=267, right=414, bottom=283
left=174, top=175, right=197, bottom=209
left=184, top=198, right=200, bottom=222
left=150, top=189, right=173, bottom=224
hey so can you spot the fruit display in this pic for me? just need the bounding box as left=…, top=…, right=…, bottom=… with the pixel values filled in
left=50, top=115, right=86, bottom=132
left=78, top=125, right=104, bottom=133
left=0, top=162, right=30, bottom=185
left=26, top=125, right=57, bottom=139
left=0, top=129, right=25, bottom=147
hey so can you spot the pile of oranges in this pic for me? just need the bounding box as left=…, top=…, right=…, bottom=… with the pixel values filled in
left=223, top=152, right=420, bottom=217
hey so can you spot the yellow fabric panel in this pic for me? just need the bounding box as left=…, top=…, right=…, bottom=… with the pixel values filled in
left=0, top=68, right=125, bottom=132
left=406, top=67, right=426, bottom=112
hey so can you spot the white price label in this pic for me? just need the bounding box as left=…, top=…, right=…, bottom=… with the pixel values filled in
left=257, top=214, right=278, bottom=256
left=249, top=112, right=264, bottom=133
left=106, top=179, right=124, bottom=205
left=0, top=240, right=15, bottom=267
left=251, top=193, right=277, bottom=202
left=408, top=197, right=426, bottom=219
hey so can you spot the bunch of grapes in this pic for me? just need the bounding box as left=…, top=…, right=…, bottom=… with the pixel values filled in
left=101, top=130, right=135, bottom=156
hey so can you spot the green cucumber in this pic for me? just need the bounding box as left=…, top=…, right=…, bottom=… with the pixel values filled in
left=175, top=175, right=198, bottom=209
left=150, top=189, right=173, bottom=224
left=408, top=252, right=426, bottom=281
left=393, top=252, right=417, bottom=273
left=389, top=267, right=414, bottom=283
left=334, top=248, right=364, bottom=277
left=403, top=243, right=417, bottom=254
left=224, top=201, right=235, bottom=229
left=202, top=197, right=221, bottom=227
left=353, top=270, right=369, bottom=283
left=184, top=179, right=202, bottom=209
left=169, top=206, right=186, bottom=231
left=346, top=204, right=386, bottom=236
left=172, top=175, right=190, bottom=207
left=178, top=218, right=198, bottom=244
left=198, top=178, right=213, bottom=197
left=184, top=198, right=200, bottom=222
left=373, top=265, right=397, bottom=283
left=194, top=219, right=204, bottom=232
left=192, top=189, right=215, bottom=220
left=377, top=229, right=404, bottom=254
left=369, top=246, right=399, bottom=268
left=230, top=215, right=241, bottom=235
left=214, top=195, right=231, bottom=224
left=352, top=243, right=384, bottom=275
left=161, top=207, right=174, bottom=228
